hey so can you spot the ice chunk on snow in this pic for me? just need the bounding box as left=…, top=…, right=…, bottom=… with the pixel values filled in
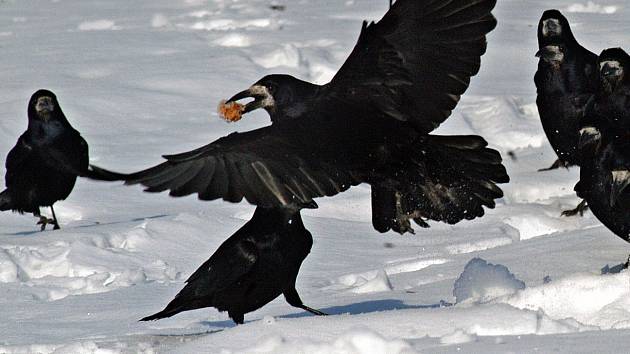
left=151, top=14, right=171, bottom=28
left=253, top=44, right=302, bottom=69
left=213, top=33, right=251, bottom=48
left=454, top=258, right=525, bottom=303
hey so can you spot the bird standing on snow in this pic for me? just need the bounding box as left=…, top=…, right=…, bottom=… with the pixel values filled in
left=89, top=0, right=507, bottom=323
left=535, top=10, right=599, bottom=216
left=577, top=48, right=630, bottom=246
left=535, top=9, right=599, bottom=171
left=0, top=90, right=89, bottom=231
left=140, top=206, right=325, bottom=324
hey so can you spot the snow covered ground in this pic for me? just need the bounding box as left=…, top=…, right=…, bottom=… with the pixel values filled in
left=1, top=0, right=630, bottom=352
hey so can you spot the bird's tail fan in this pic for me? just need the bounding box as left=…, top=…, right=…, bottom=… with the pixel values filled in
left=371, top=135, right=509, bottom=234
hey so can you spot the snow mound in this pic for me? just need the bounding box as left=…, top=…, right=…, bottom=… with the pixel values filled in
left=440, top=329, right=478, bottom=345
left=213, top=33, right=252, bottom=47
left=334, top=269, right=393, bottom=294
left=454, top=258, right=526, bottom=303
left=253, top=44, right=302, bottom=69
left=78, top=20, right=120, bottom=31
left=0, top=226, right=179, bottom=301
left=566, top=2, right=618, bottom=14
left=228, top=329, right=415, bottom=354
left=500, top=271, right=630, bottom=329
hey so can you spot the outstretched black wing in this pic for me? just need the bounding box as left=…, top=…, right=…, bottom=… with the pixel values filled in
left=327, top=0, right=497, bottom=133
left=89, top=126, right=361, bottom=207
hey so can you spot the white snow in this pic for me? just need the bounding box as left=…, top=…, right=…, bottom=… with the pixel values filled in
left=2, top=0, right=630, bottom=352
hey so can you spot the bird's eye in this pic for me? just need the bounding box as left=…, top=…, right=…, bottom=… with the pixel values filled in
left=267, top=84, right=277, bottom=95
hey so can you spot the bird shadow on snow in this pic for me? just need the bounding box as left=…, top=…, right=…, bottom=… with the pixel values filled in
left=281, top=299, right=453, bottom=320
left=3, top=214, right=169, bottom=236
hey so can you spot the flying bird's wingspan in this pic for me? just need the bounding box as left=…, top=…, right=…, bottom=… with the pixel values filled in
left=328, top=0, right=497, bottom=133
left=89, top=126, right=361, bottom=207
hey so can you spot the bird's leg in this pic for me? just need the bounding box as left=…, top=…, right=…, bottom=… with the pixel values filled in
left=34, top=208, right=55, bottom=231
left=389, top=0, right=393, bottom=8
left=538, top=158, right=570, bottom=172
left=561, top=199, right=589, bottom=217
left=50, top=205, right=61, bottom=230
left=284, top=287, right=328, bottom=316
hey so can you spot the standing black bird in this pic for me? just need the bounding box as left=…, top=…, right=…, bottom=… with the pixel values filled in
left=0, top=90, right=89, bottom=231
left=577, top=48, right=630, bottom=244
left=535, top=9, right=599, bottom=172
left=141, top=206, right=325, bottom=324
left=89, top=0, right=508, bottom=322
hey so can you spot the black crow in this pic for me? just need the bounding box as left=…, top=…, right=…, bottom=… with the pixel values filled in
left=535, top=9, right=598, bottom=172
left=140, top=206, right=325, bottom=324
left=89, top=0, right=508, bottom=322
left=0, top=90, right=89, bottom=231
left=577, top=48, right=630, bottom=243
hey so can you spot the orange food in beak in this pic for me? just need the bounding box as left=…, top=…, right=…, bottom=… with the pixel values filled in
left=218, top=100, right=245, bottom=122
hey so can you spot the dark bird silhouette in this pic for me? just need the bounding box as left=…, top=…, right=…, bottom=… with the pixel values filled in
left=141, top=206, right=325, bottom=324
left=577, top=48, right=630, bottom=245
left=89, top=0, right=508, bottom=322
left=534, top=10, right=599, bottom=217
left=535, top=10, right=598, bottom=172
left=0, top=90, right=89, bottom=231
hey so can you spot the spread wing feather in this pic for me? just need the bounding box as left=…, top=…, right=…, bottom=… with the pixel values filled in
left=88, top=126, right=361, bottom=207
left=328, top=0, right=497, bottom=133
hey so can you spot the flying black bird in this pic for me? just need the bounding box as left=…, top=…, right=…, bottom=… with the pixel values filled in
left=141, top=206, right=325, bottom=324
left=535, top=9, right=598, bottom=172
left=89, top=0, right=507, bottom=321
left=576, top=48, right=630, bottom=245
left=0, top=90, right=89, bottom=231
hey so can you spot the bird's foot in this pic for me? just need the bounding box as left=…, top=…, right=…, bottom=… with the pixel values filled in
left=538, top=159, right=570, bottom=172
left=561, top=200, right=589, bottom=217
left=36, top=216, right=56, bottom=231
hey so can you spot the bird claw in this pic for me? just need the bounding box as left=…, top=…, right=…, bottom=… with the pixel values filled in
left=36, top=216, right=59, bottom=231
left=560, top=200, right=588, bottom=217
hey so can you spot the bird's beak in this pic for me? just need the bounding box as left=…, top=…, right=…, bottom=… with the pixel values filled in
left=610, top=170, right=630, bottom=207
left=35, top=96, right=55, bottom=120
left=226, top=85, right=271, bottom=114
left=600, top=61, right=623, bottom=79
left=578, top=126, right=601, bottom=150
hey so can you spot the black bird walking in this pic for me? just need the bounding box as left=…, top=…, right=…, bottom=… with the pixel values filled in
left=535, top=10, right=598, bottom=172
left=141, top=206, right=325, bottom=324
left=90, top=0, right=507, bottom=322
left=0, top=90, right=89, bottom=231
left=577, top=48, right=630, bottom=246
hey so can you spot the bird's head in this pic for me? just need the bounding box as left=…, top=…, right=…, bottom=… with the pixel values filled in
left=536, top=44, right=566, bottom=65
left=598, top=48, right=629, bottom=92
left=225, top=74, right=318, bottom=122
left=28, top=89, right=60, bottom=122
left=537, top=10, right=576, bottom=47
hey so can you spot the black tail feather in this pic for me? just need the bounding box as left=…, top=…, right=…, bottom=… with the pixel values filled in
left=371, top=134, right=509, bottom=234
left=83, top=164, right=129, bottom=182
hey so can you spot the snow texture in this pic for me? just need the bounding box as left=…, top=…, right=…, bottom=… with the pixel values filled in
left=1, top=0, right=630, bottom=353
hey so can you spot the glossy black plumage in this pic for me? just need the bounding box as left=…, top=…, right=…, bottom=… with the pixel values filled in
left=140, top=207, right=324, bottom=324
left=0, top=90, right=89, bottom=230
left=90, top=0, right=508, bottom=234
left=535, top=10, right=599, bottom=171
left=577, top=48, right=630, bottom=242
left=87, top=0, right=508, bottom=325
